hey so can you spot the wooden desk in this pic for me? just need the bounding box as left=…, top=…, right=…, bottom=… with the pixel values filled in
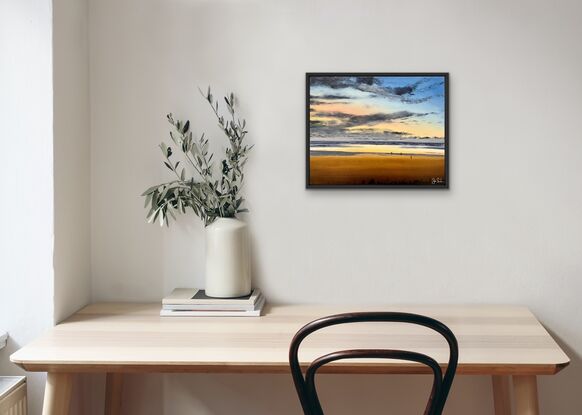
left=11, top=303, right=569, bottom=415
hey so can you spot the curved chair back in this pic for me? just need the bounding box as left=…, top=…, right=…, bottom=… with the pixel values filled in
left=288, top=312, right=458, bottom=415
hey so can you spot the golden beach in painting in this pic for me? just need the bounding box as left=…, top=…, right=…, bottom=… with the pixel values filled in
left=308, top=74, right=447, bottom=186
left=310, top=154, right=444, bottom=186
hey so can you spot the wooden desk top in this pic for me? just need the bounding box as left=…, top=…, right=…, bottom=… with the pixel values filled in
left=10, top=303, right=569, bottom=375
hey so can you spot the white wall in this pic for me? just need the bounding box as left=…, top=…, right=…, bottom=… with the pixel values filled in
left=52, top=2, right=92, bottom=412
left=53, top=0, right=91, bottom=324
left=87, top=0, right=582, bottom=413
left=0, top=1, right=54, bottom=414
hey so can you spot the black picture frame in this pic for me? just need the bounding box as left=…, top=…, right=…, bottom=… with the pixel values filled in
left=306, top=72, right=449, bottom=189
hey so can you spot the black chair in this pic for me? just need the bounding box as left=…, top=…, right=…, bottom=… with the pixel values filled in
left=289, top=312, right=458, bottom=415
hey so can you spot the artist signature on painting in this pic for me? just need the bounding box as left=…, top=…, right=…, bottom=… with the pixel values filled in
left=431, top=177, right=444, bottom=185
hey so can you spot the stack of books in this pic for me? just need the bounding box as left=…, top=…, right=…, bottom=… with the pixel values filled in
left=161, top=288, right=265, bottom=317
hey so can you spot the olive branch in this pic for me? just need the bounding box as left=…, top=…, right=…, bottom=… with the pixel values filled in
left=142, top=87, right=252, bottom=227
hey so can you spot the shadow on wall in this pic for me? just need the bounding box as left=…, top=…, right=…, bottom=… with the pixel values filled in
left=109, top=373, right=493, bottom=415
left=85, top=374, right=164, bottom=415
left=249, top=229, right=266, bottom=296
left=0, top=337, right=20, bottom=371
left=540, top=330, right=580, bottom=414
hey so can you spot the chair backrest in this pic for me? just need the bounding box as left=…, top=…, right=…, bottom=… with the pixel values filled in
left=288, top=312, right=458, bottom=415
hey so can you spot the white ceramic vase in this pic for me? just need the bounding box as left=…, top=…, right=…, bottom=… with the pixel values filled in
left=205, top=217, right=251, bottom=298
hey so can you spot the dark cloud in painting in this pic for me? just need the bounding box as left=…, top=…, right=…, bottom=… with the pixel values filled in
left=315, top=110, right=431, bottom=127
left=310, top=94, right=355, bottom=100
left=310, top=76, right=442, bottom=104
left=384, top=130, right=411, bottom=136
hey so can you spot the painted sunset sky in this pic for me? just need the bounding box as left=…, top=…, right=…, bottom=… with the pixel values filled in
left=309, top=75, right=446, bottom=155
left=308, top=74, right=447, bottom=186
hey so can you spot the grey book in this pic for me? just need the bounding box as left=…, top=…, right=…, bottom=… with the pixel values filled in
left=162, top=288, right=262, bottom=307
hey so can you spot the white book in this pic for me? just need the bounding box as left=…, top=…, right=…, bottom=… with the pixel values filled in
left=162, top=295, right=264, bottom=311
left=160, top=296, right=265, bottom=317
left=163, top=288, right=262, bottom=306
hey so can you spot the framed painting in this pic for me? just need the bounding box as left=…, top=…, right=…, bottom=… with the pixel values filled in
left=306, top=73, right=449, bottom=188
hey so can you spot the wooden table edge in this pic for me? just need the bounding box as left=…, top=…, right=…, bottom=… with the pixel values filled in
left=11, top=360, right=570, bottom=375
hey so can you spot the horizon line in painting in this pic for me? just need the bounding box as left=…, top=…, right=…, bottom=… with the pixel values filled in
left=307, top=73, right=448, bottom=188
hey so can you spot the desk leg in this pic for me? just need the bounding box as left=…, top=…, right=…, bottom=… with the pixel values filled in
left=513, top=375, right=540, bottom=415
left=492, top=375, right=512, bottom=415
left=105, top=373, right=124, bottom=415
left=42, top=373, right=73, bottom=415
